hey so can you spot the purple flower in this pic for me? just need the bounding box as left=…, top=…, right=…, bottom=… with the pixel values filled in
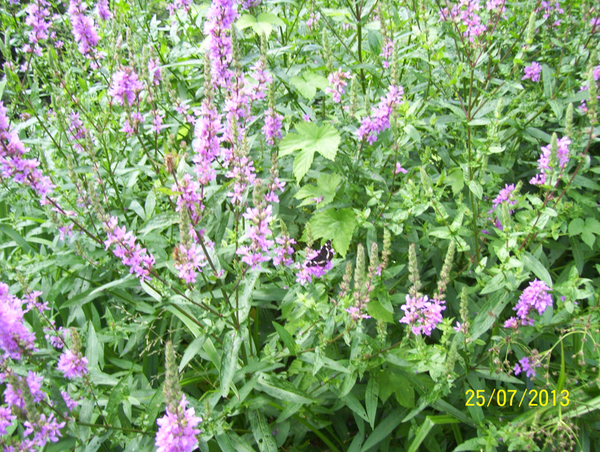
left=172, top=174, right=204, bottom=225
left=240, top=0, right=261, bottom=10
left=0, top=406, right=16, bottom=435
left=193, top=99, right=222, bottom=185
left=514, top=356, right=539, bottom=379
left=103, top=217, right=156, bottom=281
left=226, top=155, right=256, bottom=205
left=507, top=279, right=552, bottom=327
left=68, top=0, right=100, bottom=55
left=265, top=177, right=285, bottom=203
left=108, top=69, right=144, bottom=106
left=5, top=371, right=45, bottom=410
left=357, top=85, right=404, bottom=144
left=394, top=163, right=408, bottom=175
left=148, top=58, right=162, bottom=86
left=237, top=203, right=274, bottom=270
left=24, top=0, right=52, bottom=55
left=273, top=234, right=296, bottom=266
left=151, top=111, right=165, bottom=133
left=295, top=246, right=335, bottom=285
left=61, top=390, right=79, bottom=412
left=248, top=59, right=272, bottom=100
left=204, top=0, right=238, bottom=88
left=439, top=0, right=487, bottom=42
left=306, top=11, right=320, bottom=30
left=23, top=412, right=65, bottom=447
left=325, top=69, right=352, bottom=103
left=399, top=294, right=446, bottom=336
left=174, top=239, right=213, bottom=284
left=262, top=107, right=283, bottom=145
left=0, top=283, right=37, bottom=360
left=155, top=395, right=202, bottom=452
left=530, top=136, right=571, bottom=185
left=380, top=39, right=394, bottom=69
left=96, top=0, right=113, bottom=20
left=522, top=62, right=542, bottom=82
left=538, top=1, right=564, bottom=26
left=57, top=349, right=89, bottom=379
left=167, top=0, right=193, bottom=15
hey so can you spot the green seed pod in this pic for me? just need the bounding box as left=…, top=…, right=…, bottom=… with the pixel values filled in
left=587, top=70, right=598, bottom=125
left=565, top=102, right=574, bottom=137
left=525, top=11, right=536, bottom=46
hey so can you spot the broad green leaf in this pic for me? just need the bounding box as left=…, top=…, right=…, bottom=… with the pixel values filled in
left=294, top=173, right=342, bottom=207
left=480, top=273, right=506, bottom=295
left=309, top=208, right=356, bottom=257
left=143, top=386, right=164, bottom=429
left=86, top=321, right=100, bottom=369
left=105, top=380, right=125, bottom=424
left=272, top=321, right=297, bottom=355
left=249, top=410, right=278, bottom=452
left=237, top=12, right=284, bottom=35
left=523, top=252, right=552, bottom=287
left=366, top=299, right=394, bottom=323
left=145, top=190, right=156, bottom=218
left=279, top=122, right=340, bottom=182
left=568, top=218, right=585, bottom=236
left=141, top=280, right=162, bottom=302
left=289, top=72, right=329, bottom=100
left=203, top=337, right=221, bottom=372
left=239, top=271, right=259, bottom=323
left=394, top=380, right=415, bottom=408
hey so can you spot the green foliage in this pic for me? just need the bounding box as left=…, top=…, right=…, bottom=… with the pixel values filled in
left=1, top=0, right=599, bottom=451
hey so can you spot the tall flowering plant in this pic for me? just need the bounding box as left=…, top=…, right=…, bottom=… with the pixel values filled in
left=0, top=0, right=599, bottom=451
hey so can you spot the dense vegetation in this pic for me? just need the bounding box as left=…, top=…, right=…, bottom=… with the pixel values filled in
left=1, top=0, right=600, bottom=450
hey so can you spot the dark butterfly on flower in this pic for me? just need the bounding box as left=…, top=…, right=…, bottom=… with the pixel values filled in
left=306, top=240, right=334, bottom=267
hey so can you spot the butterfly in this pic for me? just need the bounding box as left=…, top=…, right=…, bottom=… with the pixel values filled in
left=306, top=240, right=334, bottom=267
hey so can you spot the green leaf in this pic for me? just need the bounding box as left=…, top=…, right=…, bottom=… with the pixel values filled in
left=366, top=299, right=394, bottom=323
left=144, top=386, right=165, bottom=428
left=480, top=273, right=505, bottom=295
left=238, top=271, right=259, bottom=323
left=360, top=409, right=403, bottom=452
left=105, top=380, right=125, bottom=424
left=237, top=12, right=284, bottom=36
left=289, top=72, right=329, bottom=100
left=470, top=292, right=509, bottom=342
left=0, top=224, right=36, bottom=253
left=542, top=64, right=554, bottom=99
left=145, top=190, right=156, bottom=219
left=220, top=331, right=242, bottom=397
left=568, top=218, right=585, bottom=236
left=179, top=335, right=207, bottom=372
left=86, top=322, right=100, bottom=370
left=309, top=208, right=356, bottom=257
left=467, top=180, right=483, bottom=199
left=141, top=280, right=162, bottom=302
left=279, top=122, right=340, bottom=182
left=522, top=252, right=552, bottom=287
left=272, top=322, right=297, bottom=355
left=365, top=374, right=379, bottom=429
left=344, top=393, right=369, bottom=422
left=294, top=173, right=342, bottom=207
left=249, top=410, right=278, bottom=452
left=394, top=380, right=415, bottom=408
left=257, top=374, right=315, bottom=404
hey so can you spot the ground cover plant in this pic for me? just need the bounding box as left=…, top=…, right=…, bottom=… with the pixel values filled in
left=1, top=0, right=600, bottom=450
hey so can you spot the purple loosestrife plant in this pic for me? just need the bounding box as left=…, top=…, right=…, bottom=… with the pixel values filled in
left=357, top=85, right=404, bottom=144
left=24, top=0, right=52, bottom=55
left=68, top=0, right=100, bottom=56
left=400, top=294, right=446, bottom=336
left=108, top=68, right=144, bottom=106
left=96, top=0, right=113, bottom=20
left=103, top=217, right=156, bottom=281
left=0, top=283, right=37, bottom=360
left=530, top=135, right=571, bottom=185
left=522, top=62, right=542, bottom=82
left=204, top=0, right=238, bottom=88
left=504, top=279, right=553, bottom=328
left=57, top=349, right=89, bottom=379
left=325, top=69, right=352, bottom=103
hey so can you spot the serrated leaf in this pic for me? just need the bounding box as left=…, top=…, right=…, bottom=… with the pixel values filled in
left=279, top=122, right=340, bottom=182
left=309, top=208, right=356, bottom=257
left=569, top=218, right=585, bottom=236
left=289, top=73, right=329, bottom=100
left=294, top=173, right=342, bottom=207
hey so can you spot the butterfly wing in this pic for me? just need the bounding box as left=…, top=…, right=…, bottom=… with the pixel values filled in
left=306, top=240, right=333, bottom=267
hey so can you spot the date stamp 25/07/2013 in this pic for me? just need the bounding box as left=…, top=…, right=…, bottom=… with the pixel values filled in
left=465, top=389, right=570, bottom=408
